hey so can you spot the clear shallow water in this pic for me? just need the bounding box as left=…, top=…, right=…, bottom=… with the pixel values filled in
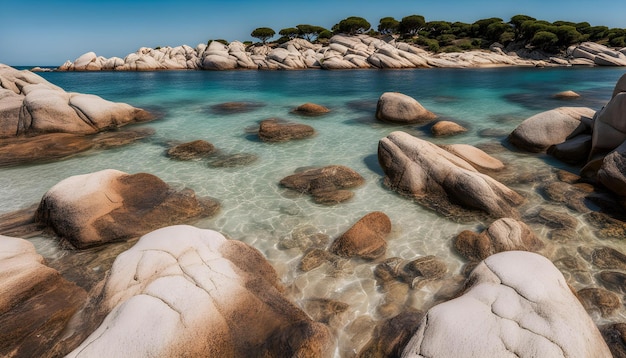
left=2, top=67, right=625, bottom=355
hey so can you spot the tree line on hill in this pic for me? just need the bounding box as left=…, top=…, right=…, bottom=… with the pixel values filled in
left=246, top=14, right=626, bottom=54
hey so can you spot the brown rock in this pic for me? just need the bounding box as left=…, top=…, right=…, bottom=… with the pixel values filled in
left=455, top=218, right=543, bottom=261
left=209, top=101, right=265, bottom=114
left=585, top=211, right=626, bottom=240
left=280, top=165, right=364, bottom=205
left=303, top=298, right=349, bottom=324
left=553, top=90, right=581, bottom=99
left=598, top=271, right=626, bottom=294
left=357, top=310, right=423, bottom=358
left=0, top=235, right=87, bottom=357
left=376, top=92, right=437, bottom=124
left=258, top=118, right=315, bottom=142
left=577, top=287, right=621, bottom=317
left=431, top=121, right=468, bottom=137
left=591, top=246, right=626, bottom=270
left=207, top=153, right=258, bottom=167
left=35, top=169, right=220, bottom=248
left=597, top=140, right=626, bottom=196
left=601, top=323, right=626, bottom=358
left=330, top=212, right=391, bottom=260
left=167, top=139, right=216, bottom=160
left=300, top=249, right=335, bottom=272
left=293, top=102, right=330, bottom=116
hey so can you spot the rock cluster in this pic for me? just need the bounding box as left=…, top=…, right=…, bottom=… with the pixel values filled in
left=279, top=165, right=365, bottom=204
left=378, top=131, right=523, bottom=220
left=0, top=64, right=154, bottom=166
left=55, top=36, right=626, bottom=72
left=509, top=73, right=626, bottom=197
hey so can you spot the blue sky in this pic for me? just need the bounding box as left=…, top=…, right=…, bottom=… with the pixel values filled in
left=2, top=0, right=625, bottom=66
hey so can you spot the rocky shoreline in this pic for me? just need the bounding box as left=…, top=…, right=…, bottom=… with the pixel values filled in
left=50, top=34, right=626, bottom=72
left=2, top=64, right=626, bottom=356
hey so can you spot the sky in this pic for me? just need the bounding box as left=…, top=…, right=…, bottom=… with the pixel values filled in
left=1, top=0, right=625, bottom=66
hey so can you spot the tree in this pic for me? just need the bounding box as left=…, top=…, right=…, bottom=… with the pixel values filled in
left=425, top=21, right=451, bottom=37
left=520, top=20, right=551, bottom=42
left=531, top=31, right=558, bottom=51
left=509, top=15, right=536, bottom=39
left=399, top=15, right=426, bottom=36
left=333, top=16, right=371, bottom=35
left=250, top=27, right=275, bottom=44
left=554, top=25, right=583, bottom=46
left=471, top=18, right=504, bottom=38
left=279, top=27, right=300, bottom=39
left=296, top=24, right=327, bottom=42
left=378, top=17, right=400, bottom=35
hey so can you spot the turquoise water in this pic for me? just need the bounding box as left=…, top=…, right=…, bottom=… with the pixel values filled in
left=3, top=67, right=625, bottom=355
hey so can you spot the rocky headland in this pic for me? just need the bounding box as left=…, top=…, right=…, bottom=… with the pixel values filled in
left=2, top=63, right=626, bottom=357
left=54, top=35, right=626, bottom=72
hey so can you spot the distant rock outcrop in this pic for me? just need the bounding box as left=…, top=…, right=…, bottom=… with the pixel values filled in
left=56, top=35, right=626, bottom=72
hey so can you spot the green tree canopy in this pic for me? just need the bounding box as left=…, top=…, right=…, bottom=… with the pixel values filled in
left=554, top=25, right=583, bottom=46
left=531, top=31, right=558, bottom=51
left=250, top=27, right=275, bottom=44
left=399, top=15, right=426, bottom=36
left=279, top=27, right=300, bottom=39
left=333, top=16, right=371, bottom=34
left=425, top=21, right=451, bottom=37
left=471, top=17, right=503, bottom=37
left=378, top=17, right=400, bottom=35
left=296, top=24, right=327, bottom=41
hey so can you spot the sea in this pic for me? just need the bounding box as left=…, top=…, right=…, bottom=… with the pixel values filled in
left=2, top=66, right=625, bottom=355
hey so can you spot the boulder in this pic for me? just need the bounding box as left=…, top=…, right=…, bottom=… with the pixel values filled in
left=440, top=144, right=505, bottom=172
left=375, top=92, right=437, bottom=124
left=612, top=73, right=626, bottom=98
left=329, top=212, right=390, bottom=260
left=64, top=225, right=333, bottom=357
left=293, top=102, right=330, bottom=116
left=0, top=64, right=153, bottom=139
left=597, top=140, right=626, bottom=195
left=378, top=131, right=524, bottom=219
left=508, top=107, right=595, bottom=152
left=454, top=218, right=543, bottom=261
left=167, top=139, right=216, bottom=160
left=430, top=120, right=467, bottom=137
left=258, top=118, right=315, bottom=142
left=0, top=235, right=87, bottom=357
left=590, top=92, right=626, bottom=156
left=577, top=287, right=621, bottom=317
left=35, top=169, right=220, bottom=249
left=402, top=251, right=612, bottom=357
left=280, top=165, right=364, bottom=204
left=553, top=90, right=581, bottom=99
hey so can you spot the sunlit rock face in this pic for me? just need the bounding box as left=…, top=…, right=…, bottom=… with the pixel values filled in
left=64, top=225, right=333, bottom=358
left=402, top=251, right=611, bottom=357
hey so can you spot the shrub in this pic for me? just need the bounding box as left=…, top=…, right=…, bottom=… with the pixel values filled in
left=417, top=37, right=440, bottom=52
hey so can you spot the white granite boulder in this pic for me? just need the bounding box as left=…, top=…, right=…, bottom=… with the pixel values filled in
left=402, top=251, right=611, bottom=357
left=378, top=131, right=524, bottom=219
left=376, top=92, right=437, bottom=124
left=508, top=107, right=596, bottom=152
left=65, top=225, right=333, bottom=357
left=0, top=64, right=153, bottom=138
left=35, top=169, right=220, bottom=249
left=590, top=92, right=626, bottom=156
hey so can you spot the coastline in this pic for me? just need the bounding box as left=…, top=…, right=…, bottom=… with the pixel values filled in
left=46, top=35, right=626, bottom=73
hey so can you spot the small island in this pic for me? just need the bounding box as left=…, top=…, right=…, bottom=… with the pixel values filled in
left=53, top=14, right=626, bottom=71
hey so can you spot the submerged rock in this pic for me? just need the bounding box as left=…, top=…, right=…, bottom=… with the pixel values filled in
left=577, top=287, right=621, bottom=317
left=293, top=102, right=330, bottom=116
left=330, top=212, right=391, bottom=260
left=0, top=235, right=87, bottom=357
left=167, top=139, right=216, bottom=160
left=402, top=251, right=611, bottom=357
left=63, top=225, right=333, bottom=357
left=208, top=101, right=265, bottom=114
left=258, top=118, right=315, bottom=142
left=35, top=169, right=220, bottom=249
left=375, top=92, right=437, bottom=124
left=378, top=131, right=523, bottom=220
left=280, top=165, right=364, bottom=205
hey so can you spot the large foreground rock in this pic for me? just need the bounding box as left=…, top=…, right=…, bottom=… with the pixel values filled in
left=64, top=225, right=333, bottom=357
left=35, top=169, right=220, bottom=249
left=0, top=235, right=87, bottom=357
left=376, top=92, right=437, bottom=124
left=402, top=251, right=611, bottom=357
left=0, top=64, right=152, bottom=138
left=378, top=131, right=524, bottom=219
left=508, top=107, right=595, bottom=152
